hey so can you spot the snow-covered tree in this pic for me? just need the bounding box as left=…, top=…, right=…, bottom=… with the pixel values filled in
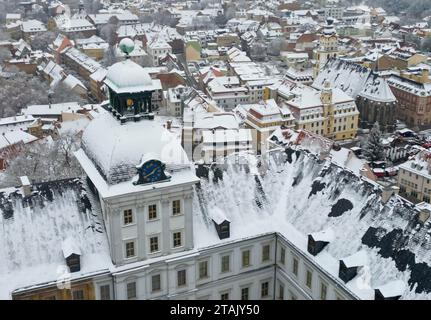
left=363, top=122, right=386, bottom=162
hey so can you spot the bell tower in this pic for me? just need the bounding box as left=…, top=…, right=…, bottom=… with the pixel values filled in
left=313, top=18, right=339, bottom=78
left=104, top=38, right=156, bottom=123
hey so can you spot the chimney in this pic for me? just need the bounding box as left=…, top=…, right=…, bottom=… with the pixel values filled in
left=20, top=176, right=31, bottom=197
left=339, top=250, right=368, bottom=283
left=166, top=120, right=172, bottom=130
left=381, top=185, right=399, bottom=204
left=422, top=68, right=430, bottom=83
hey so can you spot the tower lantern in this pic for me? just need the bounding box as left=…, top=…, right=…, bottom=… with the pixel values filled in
left=103, top=38, right=158, bottom=123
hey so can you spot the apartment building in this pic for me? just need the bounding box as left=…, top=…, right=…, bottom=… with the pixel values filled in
left=398, top=149, right=431, bottom=203
left=147, top=38, right=173, bottom=66
left=205, top=76, right=250, bottom=111
left=387, top=68, right=431, bottom=129
left=163, top=85, right=191, bottom=117
left=201, top=129, right=252, bottom=163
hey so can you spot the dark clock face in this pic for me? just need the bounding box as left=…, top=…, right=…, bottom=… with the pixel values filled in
left=140, top=160, right=163, bottom=183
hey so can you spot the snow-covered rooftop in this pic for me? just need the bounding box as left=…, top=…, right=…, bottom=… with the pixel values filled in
left=193, top=146, right=431, bottom=299
left=104, top=59, right=160, bottom=93
left=22, top=102, right=83, bottom=117
left=0, top=179, right=112, bottom=299
left=81, top=113, right=191, bottom=185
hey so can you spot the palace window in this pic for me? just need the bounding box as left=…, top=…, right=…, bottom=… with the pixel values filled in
left=199, top=261, right=208, bottom=279
left=100, top=285, right=110, bottom=300
left=150, top=236, right=159, bottom=253
left=221, top=255, right=230, bottom=273
left=123, top=209, right=133, bottom=225
left=177, top=270, right=187, bottom=287
left=306, top=270, right=313, bottom=289
left=261, top=282, right=269, bottom=297
left=148, top=204, right=157, bottom=220
left=173, top=200, right=181, bottom=215
left=127, top=282, right=137, bottom=299
left=151, top=274, right=161, bottom=292
left=242, top=250, right=250, bottom=267
left=125, top=241, right=135, bottom=258
left=241, top=287, right=249, bottom=300
left=262, top=244, right=270, bottom=262
left=173, top=232, right=182, bottom=248
left=320, top=282, right=327, bottom=300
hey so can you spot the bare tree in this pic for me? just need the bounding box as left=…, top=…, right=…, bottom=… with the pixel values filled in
left=267, top=38, right=285, bottom=56
left=0, top=48, right=11, bottom=64
left=84, top=0, right=103, bottom=14
left=31, top=31, right=58, bottom=51
left=100, top=17, right=118, bottom=46
left=1, top=131, right=84, bottom=187
left=101, top=45, right=118, bottom=67
left=52, top=81, right=87, bottom=105
left=0, top=71, right=50, bottom=117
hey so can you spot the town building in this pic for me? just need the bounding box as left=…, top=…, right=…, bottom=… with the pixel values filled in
left=314, top=58, right=397, bottom=132
left=48, top=14, right=97, bottom=38
left=205, top=76, right=250, bottom=111
left=387, top=68, right=431, bottom=129
left=398, top=149, right=431, bottom=203
left=270, top=80, right=359, bottom=141
left=235, top=99, right=295, bottom=154
left=146, top=38, right=172, bottom=67
left=20, top=20, right=47, bottom=41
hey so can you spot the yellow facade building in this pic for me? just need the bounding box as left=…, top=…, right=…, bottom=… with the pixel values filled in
left=277, top=81, right=359, bottom=141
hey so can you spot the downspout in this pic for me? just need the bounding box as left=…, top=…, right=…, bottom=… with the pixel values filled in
left=112, top=273, right=116, bottom=300
left=273, top=232, right=278, bottom=300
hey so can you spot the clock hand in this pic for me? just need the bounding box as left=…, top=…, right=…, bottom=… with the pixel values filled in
left=143, top=167, right=158, bottom=179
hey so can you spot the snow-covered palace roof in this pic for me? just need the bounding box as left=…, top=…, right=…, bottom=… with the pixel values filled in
left=0, top=178, right=112, bottom=299
left=313, top=58, right=395, bottom=103
left=193, top=148, right=431, bottom=299
left=81, top=113, right=191, bottom=185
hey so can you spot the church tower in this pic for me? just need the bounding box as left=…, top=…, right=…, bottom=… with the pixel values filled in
left=321, top=80, right=335, bottom=138
left=313, top=18, right=339, bottom=78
